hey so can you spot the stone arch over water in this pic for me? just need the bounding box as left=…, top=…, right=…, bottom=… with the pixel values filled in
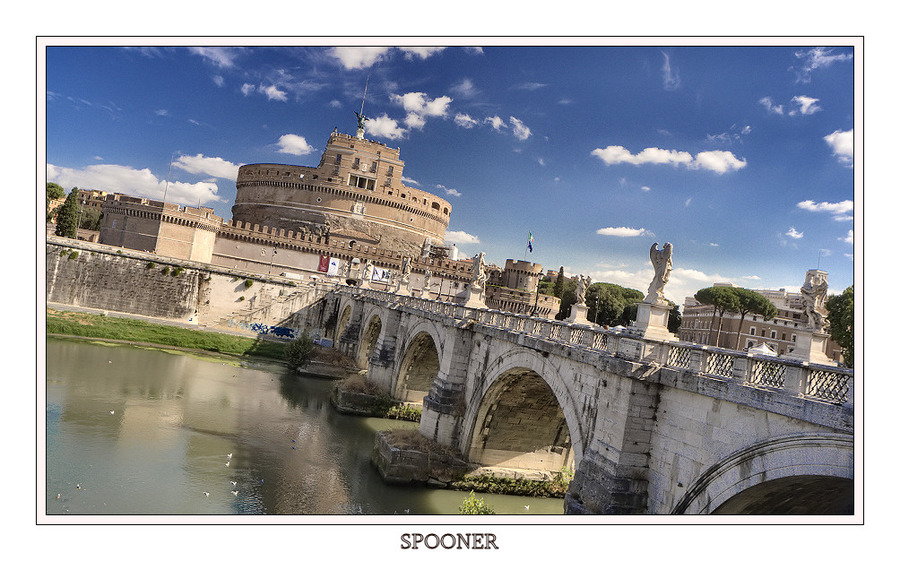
left=357, top=313, right=383, bottom=370
left=671, top=432, right=853, bottom=514
left=461, top=348, right=583, bottom=475
left=394, top=322, right=445, bottom=403
left=335, top=301, right=354, bottom=343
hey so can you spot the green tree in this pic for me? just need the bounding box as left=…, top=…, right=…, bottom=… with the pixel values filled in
left=553, top=266, right=565, bottom=298
left=587, top=283, right=644, bottom=326
left=79, top=207, right=103, bottom=231
left=728, top=287, right=777, bottom=349
left=694, top=286, right=740, bottom=347
left=825, top=285, right=853, bottom=367
left=667, top=301, right=682, bottom=333
left=284, top=330, right=315, bottom=370
left=46, top=182, right=65, bottom=220
left=459, top=491, right=495, bottom=514
left=54, top=188, right=80, bottom=238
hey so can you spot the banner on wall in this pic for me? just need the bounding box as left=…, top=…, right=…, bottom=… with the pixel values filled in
left=327, top=257, right=342, bottom=276
left=371, top=267, right=392, bottom=282
left=317, top=255, right=329, bottom=273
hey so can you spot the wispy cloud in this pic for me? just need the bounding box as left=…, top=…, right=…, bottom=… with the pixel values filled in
left=444, top=230, right=480, bottom=245
left=509, top=116, right=532, bottom=140
left=792, top=47, right=853, bottom=83
left=759, top=96, right=784, bottom=115
left=797, top=199, right=853, bottom=221
left=661, top=51, right=680, bottom=91
left=785, top=226, right=804, bottom=239
left=434, top=184, right=461, bottom=197
left=790, top=95, right=822, bottom=116
left=591, top=146, right=746, bottom=174
left=596, top=226, right=650, bottom=237
left=329, top=46, right=448, bottom=70
left=188, top=47, right=242, bottom=68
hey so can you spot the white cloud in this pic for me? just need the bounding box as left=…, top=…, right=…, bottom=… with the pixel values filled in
left=824, top=129, right=853, bottom=165
left=276, top=134, right=315, bottom=156
left=365, top=114, right=407, bottom=141
left=47, top=163, right=225, bottom=207
left=661, top=50, right=680, bottom=91
left=454, top=113, right=479, bottom=129
left=330, top=47, right=391, bottom=70
left=241, top=83, right=255, bottom=96
left=434, top=184, right=461, bottom=197
left=793, top=47, right=853, bottom=83
left=596, top=226, right=649, bottom=237
left=444, top=230, right=480, bottom=245
left=797, top=199, right=853, bottom=221
left=261, top=84, right=287, bottom=102
left=785, top=226, right=804, bottom=239
left=212, top=75, right=224, bottom=87
left=398, top=47, right=447, bottom=60
left=591, top=146, right=746, bottom=174
left=188, top=47, right=241, bottom=68
left=173, top=154, right=241, bottom=180
left=389, top=92, right=452, bottom=131
left=509, top=116, right=532, bottom=140
left=450, top=78, right=478, bottom=98
left=759, top=96, right=784, bottom=115
left=841, top=229, right=853, bottom=244
left=486, top=115, right=506, bottom=131
left=790, top=95, right=822, bottom=115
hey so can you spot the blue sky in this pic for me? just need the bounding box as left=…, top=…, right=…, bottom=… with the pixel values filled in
left=43, top=41, right=856, bottom=307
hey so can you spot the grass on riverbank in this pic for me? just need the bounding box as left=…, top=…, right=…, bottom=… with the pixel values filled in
left=46, top=308, right=287, bottom=361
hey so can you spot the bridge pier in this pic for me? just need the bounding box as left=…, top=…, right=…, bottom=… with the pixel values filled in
left=420, top=327, right=476, bottom=450
left=564, top=375, right=660, bottom=514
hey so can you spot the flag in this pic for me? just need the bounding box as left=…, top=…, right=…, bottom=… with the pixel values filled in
left=527, top=232, right=534, bottom=253
left=317, top=255, right=329, bottom=273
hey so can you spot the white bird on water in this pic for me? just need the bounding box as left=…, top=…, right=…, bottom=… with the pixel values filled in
left=226, top=453, right=233, bottom=459
left=524, top=505, right=530, bottom=511
left=231, top=490, right=239, bottom=496
left=109, top=410, right=115, bottom=415
left=203, top=492, right=210, bottom=497
left=231, top=481, right=237, bottom=486
left=225, top=461, right=230, bottom=467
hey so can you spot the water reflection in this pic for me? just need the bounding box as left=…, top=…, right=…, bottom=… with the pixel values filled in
left=45, top=338, right=563, bottom=516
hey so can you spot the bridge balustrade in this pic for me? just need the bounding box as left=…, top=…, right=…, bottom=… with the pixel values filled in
left=335, top=285, right=853, bottom=406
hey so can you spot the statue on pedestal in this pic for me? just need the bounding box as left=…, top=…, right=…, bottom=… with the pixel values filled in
left=575, top=274, right=591, bottom=305
left=801, top=270, right=830, bottom=332
left=472, top=252, right=487, bottom=289
left=644, top=242, right=673, bottom=305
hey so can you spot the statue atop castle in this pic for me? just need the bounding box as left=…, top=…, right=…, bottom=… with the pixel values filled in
left=355, top=111, right=368, bottom=139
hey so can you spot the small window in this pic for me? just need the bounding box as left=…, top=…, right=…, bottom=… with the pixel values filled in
left=749, top=327, right=756, bottom=336
left=335, top=154, right=342, bottom=165
left=387, top=166, right=394, bottom=176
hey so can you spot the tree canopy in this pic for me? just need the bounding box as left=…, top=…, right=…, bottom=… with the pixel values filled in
left=825, top=285, right=853, bottom=367
left=694, top=286, right=741, bottom=346
left=54, top=188, right=80, bottom=238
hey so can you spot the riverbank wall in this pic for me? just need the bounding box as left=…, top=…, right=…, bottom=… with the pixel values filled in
left=45, top=237, right=336, bottom=337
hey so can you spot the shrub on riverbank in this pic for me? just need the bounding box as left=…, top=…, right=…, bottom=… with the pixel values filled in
left=284, top=330, right=315, bottom=369
left=46, top=308, right=287, bottom=360
left=449, top=470, right=572, bottom=498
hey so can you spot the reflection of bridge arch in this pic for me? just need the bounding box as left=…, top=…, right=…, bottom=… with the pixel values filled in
left=462, top=348, right=583, bottom=474
left=672, top=433, right=853, bottom=514
left=394, top=319, right=446, bottom=403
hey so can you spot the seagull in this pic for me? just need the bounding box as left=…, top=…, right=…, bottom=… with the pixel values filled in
left=524, top=505, right=530, bottom=511
left=226, top=453, right=232, bottom=459
left=231, top=490, right=239, bottom=496
left=231, top=481, right=237, bottom=486
left=109, top=410, right=115, bottom=415
left=56, top=493, right=61, bottom=500
left=203, top=492, right=210, bottom=497
left=76, top=484, right=81, bottom=490
left=225, top=461, right=230, bottom=467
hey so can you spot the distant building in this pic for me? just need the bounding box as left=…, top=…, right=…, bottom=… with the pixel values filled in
left=679, top=273, right=843, bottom=363
left=485, top=259, right=561, bottom=317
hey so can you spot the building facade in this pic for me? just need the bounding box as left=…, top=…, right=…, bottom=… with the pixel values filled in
left=678, top=273, right=844, bottom=363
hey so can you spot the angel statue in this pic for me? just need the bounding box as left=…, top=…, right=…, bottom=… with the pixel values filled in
left=472, top=252, right=488, bottom=289
left=575, top=274, right=591, bottom=305
left=800, top=270, right=830, bottom=332
left=644, top=242, right=673, bottom=305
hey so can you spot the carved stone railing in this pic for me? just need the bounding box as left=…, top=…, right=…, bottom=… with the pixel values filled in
left=335, top=285, right=854, bottom=406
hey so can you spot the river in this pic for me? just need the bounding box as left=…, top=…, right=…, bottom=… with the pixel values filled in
left=44, top=337, right=563, bottom=516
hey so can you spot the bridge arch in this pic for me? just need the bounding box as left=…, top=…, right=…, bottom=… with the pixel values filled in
left=461, top=347, right=584, bottom=475
left=671, top=433, right=853, bottom=514
left=393, top=318, right=447, bottom=404
left=335, top=299, right=355, bottom=343
left=357, top=311, right=383, bottom=370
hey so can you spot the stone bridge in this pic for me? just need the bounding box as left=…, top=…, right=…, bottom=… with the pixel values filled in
left=326, top=285, right=854, bottom=515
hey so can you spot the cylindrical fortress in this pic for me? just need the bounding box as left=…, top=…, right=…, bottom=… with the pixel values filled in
left=232, top=131, right=452, bottom=255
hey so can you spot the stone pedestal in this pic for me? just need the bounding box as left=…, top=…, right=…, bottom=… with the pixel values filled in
left=565, top=302, right=592, bottom=325
left=395, top=278, right=411, bottom=296
left=461, top=285, right=488, bottom=309
left=786, top=330, right=836, bottom=366
left=633, top=301, right=676, bottom=342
